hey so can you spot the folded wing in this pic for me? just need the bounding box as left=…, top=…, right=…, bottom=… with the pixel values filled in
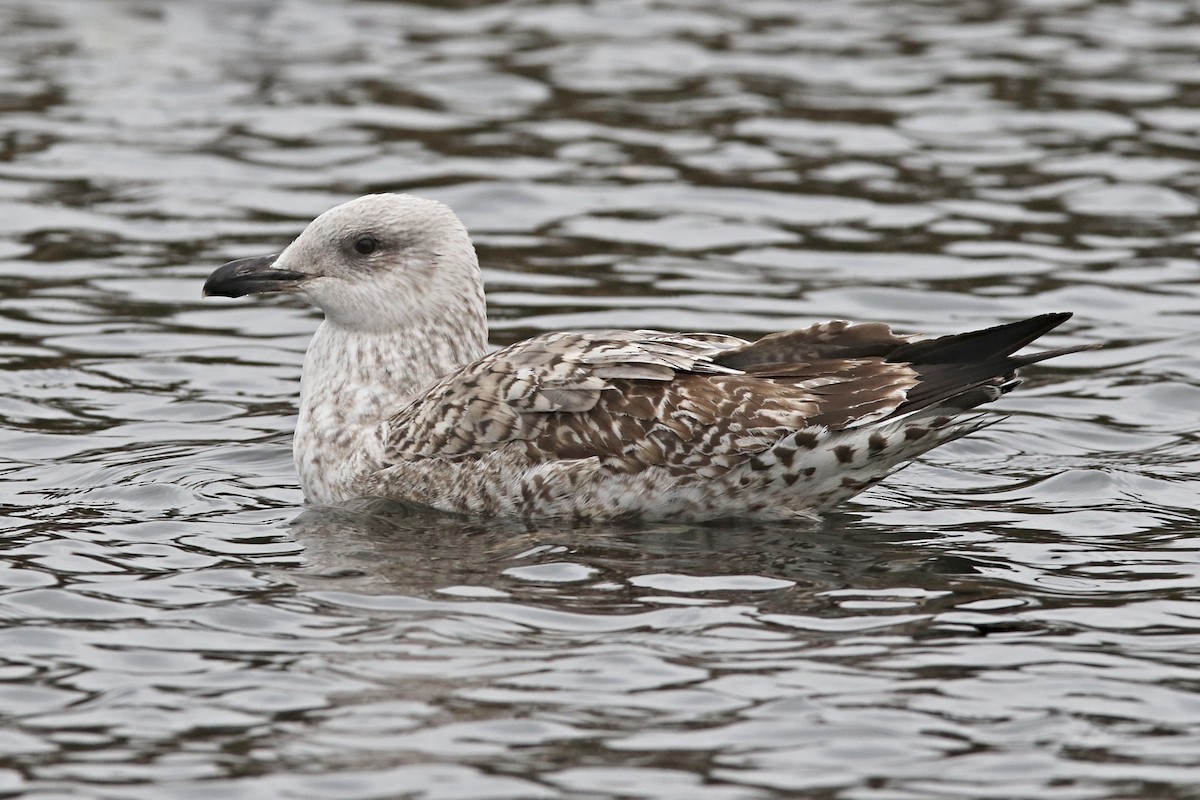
left=385, top=314, right=1082, bottom=478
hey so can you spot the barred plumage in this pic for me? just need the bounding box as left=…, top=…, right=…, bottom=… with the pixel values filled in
left=204, top=193, right=1091, bottom=521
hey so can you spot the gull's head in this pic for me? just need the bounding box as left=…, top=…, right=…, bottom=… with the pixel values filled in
left=204, top=194, right=484, bottom=332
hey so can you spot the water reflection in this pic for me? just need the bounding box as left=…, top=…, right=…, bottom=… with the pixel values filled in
left=1, top=0, right=1199, bottom=797
left=289, top=501, right=917, bottom=605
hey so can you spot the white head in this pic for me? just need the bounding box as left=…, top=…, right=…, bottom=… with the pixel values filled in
left=205, top=194, right=486, bottom=333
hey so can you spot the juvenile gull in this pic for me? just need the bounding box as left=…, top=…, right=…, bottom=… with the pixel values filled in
left=204, top=193, right=1089, bottom=521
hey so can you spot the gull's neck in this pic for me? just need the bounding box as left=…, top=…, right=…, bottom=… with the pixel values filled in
left=294, top=311, right=488, bottom=504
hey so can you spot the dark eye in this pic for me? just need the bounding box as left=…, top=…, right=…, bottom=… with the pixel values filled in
left=353, top=237, right=378, bottom=255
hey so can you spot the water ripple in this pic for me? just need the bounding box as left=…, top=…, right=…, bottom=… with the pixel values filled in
left=0, top=0, right=1198, bottom=797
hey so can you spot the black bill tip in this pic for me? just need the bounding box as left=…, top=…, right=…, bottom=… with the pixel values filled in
left=203, top=254, right=307, bottom=298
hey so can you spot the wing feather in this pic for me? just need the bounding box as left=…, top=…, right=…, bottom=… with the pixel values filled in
left=385, top=328, right=920, bottom=475
left=385, top=316, right=1077, bottom=471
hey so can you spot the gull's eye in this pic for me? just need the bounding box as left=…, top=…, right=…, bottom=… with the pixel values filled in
left=353, top=237, right=378, bottom=255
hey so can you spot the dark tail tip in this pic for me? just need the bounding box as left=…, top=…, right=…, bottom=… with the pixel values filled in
left=888, top=312, right=1075, bottom=365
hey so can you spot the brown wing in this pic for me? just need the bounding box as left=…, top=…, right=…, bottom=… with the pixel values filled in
left=387, top=330, right=744, bottom=458
left=713, top=313, right=1088, bottom=422
left=384, top=315, right=1082, bottom=477
left=530, top=363, right=917, bottom=478
left=385, top=325, right=921, bottom=477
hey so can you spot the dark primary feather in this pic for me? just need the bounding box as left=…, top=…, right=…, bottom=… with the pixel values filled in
left=885, top=313, right=1093, bottom=418
left=887, top=312, right=1071, bottom=364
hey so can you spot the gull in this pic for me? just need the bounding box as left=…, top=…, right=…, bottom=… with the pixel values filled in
left=204, top=193, right=1090, bottom=521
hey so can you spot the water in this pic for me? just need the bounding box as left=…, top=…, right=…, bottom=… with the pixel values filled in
left=0, top=0, right=1198, bottom=797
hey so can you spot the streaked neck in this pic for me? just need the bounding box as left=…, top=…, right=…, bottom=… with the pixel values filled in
left=294, top=315, right=488, bottom=502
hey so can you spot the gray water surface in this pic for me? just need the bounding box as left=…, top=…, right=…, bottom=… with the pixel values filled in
left=1, top=0, right=1198, bottom=798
